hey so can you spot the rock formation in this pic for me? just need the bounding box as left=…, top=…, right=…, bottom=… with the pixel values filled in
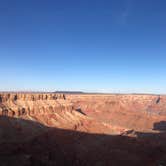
left=1, top=93, right=166, bottom=166
left=0, top=93, right=67, bottom=117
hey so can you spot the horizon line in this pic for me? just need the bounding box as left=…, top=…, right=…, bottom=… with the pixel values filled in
left=0, top=90, right=164, bottom=96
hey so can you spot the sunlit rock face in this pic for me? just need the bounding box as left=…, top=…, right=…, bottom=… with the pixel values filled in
left=1, top=93, right=166, bottom=133
left=67, top=94, right=166, bottom=131
left=0, top=93, right=67, bottom=117
left=0, top=93, right=115, bottom=134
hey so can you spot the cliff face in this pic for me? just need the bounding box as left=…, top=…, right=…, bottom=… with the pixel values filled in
left=0, top=93, right=65, bottom=102
left=67, top=94, right=166, bottom=131
left=0, top=93, right=68, bottom=117
left=1, top=93, right=166, bottom=132
left=0, top=93, right=116, bottom=134
left=68, top=94, right=166, bottom=114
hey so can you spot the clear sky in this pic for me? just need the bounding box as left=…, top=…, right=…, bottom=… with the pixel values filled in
left=0, top=0, right=166, bottom=93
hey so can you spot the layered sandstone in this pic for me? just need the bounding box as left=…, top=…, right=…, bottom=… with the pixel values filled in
left=1, top=93, right=166, bottom=132
left=0, top=93, right=117, bottom=135
left=0, top=93, right=67, bottom=117
left=67, top=94, right=166, bottom=131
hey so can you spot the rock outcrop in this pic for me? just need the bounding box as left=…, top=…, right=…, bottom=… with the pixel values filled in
left=0, top=93, right=65, bottom=102
left=0, top=93, right=115, bottom=134
left=0, top=93, right=67, bottom=116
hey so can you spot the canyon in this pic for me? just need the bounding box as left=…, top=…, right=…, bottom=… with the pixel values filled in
left=0, top=93, right=166, bottom=166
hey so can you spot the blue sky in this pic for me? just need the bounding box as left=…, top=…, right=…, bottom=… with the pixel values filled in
left=0, top=0, right=166, bottom=93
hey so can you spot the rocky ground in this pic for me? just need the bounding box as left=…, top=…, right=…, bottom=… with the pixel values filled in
left=0, top=93, right=166, bottom=166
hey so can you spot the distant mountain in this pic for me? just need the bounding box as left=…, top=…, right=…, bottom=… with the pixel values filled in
left=54, top=91, right=84, bottom=94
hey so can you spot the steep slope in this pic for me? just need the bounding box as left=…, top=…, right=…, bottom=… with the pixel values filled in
left=0, top=93, right=119, bottom=136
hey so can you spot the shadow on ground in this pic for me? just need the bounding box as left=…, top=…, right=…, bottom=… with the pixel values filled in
left=153, top=121, right=166, bottom=131
left=0, top=116, right=166, bottom=166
